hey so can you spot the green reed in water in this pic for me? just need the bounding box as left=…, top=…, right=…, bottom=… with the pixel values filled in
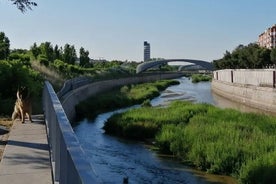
left=104, top=101, right=276, bottom=184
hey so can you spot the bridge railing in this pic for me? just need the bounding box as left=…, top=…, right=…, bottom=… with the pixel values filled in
left=43, top=81, right=100, bottom=184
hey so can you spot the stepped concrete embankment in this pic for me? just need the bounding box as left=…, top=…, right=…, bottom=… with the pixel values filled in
left=61, top=73, right=183, bottom=122
left=212, top=69, right=276, bottom=113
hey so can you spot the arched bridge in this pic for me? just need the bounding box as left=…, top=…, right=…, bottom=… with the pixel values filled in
left=136, top=59, right=213, bottom=73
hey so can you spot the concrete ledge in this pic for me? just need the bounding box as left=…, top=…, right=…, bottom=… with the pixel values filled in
left=212, top=80, right=276, bottom=113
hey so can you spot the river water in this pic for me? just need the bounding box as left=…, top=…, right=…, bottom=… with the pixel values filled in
left=73, top=77, right=254, bottom=184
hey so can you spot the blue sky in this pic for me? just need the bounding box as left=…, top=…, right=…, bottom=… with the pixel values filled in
left=0, top=0, right=275, bottom=62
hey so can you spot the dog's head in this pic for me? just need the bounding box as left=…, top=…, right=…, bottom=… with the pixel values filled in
left=17, top=86, right=30, bottom=100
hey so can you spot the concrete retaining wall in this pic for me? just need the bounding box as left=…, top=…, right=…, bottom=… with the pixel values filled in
left=213, top=69, right=276, bottom=87
left=61, top=73, right=183, bottom=122
left=212, top=69, right=276, bottom=113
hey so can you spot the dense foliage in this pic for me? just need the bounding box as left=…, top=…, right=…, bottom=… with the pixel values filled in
left=30, top=42, right=78, bottom=65
left=0, top=31, right=139, bottom=116
left=213, top=43, right=276, bottom=69
left=191, top=74, right=212, bottom=83
left=104, top=101, right=276, bottom=183
left=75, top=80, right=180, bottom=120
left=0, top=32, right=10, bottom=60
left=29, top=41, right=139, bottom=79
left=79, top=47, right=90, bottom=67
left=0, top=59, right=43, bottom=115
left=0, top=33, right=43, bottom=115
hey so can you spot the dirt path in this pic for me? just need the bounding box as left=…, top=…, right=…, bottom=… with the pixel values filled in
left=0, top=118, right=12, bottom=161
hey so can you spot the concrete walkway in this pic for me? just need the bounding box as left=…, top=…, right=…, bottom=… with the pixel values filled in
left=0, top=115, right=52, bottom=184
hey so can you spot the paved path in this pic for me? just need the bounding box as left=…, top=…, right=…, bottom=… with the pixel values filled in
left=0, top=115, right=52, bottom=184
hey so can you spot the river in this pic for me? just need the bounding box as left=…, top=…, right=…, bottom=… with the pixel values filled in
left=73, top=77, right=254, bottom=184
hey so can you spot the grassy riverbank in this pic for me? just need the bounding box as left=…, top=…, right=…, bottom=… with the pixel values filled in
left=191, top=74, right=212, bottom=83
left=75, top=80, right=180, bottom=120
left=104, top=101, right=276, bottom=184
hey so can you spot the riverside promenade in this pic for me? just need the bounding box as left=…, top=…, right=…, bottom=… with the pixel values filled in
left=0, top=115, right=52, bottom=184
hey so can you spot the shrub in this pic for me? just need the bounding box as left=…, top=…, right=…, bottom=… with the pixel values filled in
left=38, top=54, right=49, bottom=66
left=0, top=60, right=43, bottom=115
left=191, top=74, right=212, bottom=83
left=239, top=151, right=276, bottom=184
left=104, top=101, right=276, bottom=183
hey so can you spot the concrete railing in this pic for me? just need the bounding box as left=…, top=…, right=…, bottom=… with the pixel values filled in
left=212, top=69, right=276, bottom=113
left=43, top=81, right=100, bottom=184
left=213, top=69, right=276, bottom=87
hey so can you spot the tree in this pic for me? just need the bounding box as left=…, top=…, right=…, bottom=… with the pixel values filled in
left=63, top=44, right=77, bottom=64
left=30, top=42, right=40, bottom=59
left=0, top=32, right=10, bottom=60
left=260, top=48, right=271, bottom=67
left=270, top=48, right=276, bottom=65
left=213, top=43, right=273, bottom=70
left=53, top=45, right=62, bottom=61
left=40, top=42, right=54, bottom=62
left=79, top=47, right=90, bottom=67
left=9, top=0, right=37, bottom=12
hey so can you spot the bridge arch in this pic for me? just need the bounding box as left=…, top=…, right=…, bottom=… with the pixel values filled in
left=136, top=59, right=213, bottom=73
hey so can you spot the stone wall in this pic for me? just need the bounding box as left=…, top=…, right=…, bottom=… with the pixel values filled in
left=61, top=73, right=183, bottom=122
left=212, top=69, right=276, bottom=113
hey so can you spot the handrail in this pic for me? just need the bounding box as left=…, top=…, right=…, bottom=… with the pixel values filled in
left=43, top=81, right=100, bottom=184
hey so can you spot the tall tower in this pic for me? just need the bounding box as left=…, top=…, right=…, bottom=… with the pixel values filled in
left=144, top=41, right=150, bottom=62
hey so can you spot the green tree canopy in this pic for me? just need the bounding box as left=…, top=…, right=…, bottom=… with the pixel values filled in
left=40, top=42, right=54, bottom=62
left=0, top=32, right=10, bottom=60
left=0, top=60, right=43, bottom=98
left=30, top=42, right=40, bottom=59
left=63, top=44, right=77, bottom=65
left=213, top=43, right=273, bottom=69
left=79, top=47, right=90, bottom=67
left=53, top=44, right=62, bottom=61
left=270, top=48, right=276, bottom=65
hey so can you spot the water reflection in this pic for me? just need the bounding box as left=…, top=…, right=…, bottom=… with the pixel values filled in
left=151, top=77, right=215, bottom=106
left=74, top=110, right=210, bottom=184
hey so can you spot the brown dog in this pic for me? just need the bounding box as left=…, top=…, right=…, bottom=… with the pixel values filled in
left=11, top=87, right=32, bottom=123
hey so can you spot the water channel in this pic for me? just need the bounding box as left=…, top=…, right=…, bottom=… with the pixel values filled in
left=73, top=77, right=259, bottom=184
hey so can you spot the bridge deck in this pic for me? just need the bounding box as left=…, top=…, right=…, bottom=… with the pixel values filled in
left=0, top=115, right=52, bottom=184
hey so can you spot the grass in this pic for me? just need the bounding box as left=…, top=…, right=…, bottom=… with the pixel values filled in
left=104, top=101, right=276, bottom=183
left=75, top=80, right=180, bottom=120
left=191, top=74, right=212, bottom=83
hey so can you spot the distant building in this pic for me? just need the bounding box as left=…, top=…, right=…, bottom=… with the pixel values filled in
left=144, top=41, right=151, bottom=61
left=258, top=24, right=276, bottom=49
